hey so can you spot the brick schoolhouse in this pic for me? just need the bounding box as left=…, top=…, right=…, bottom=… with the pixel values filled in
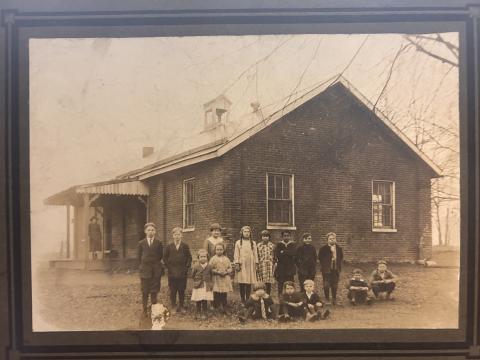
left=45, top=77, right=441, bottom=269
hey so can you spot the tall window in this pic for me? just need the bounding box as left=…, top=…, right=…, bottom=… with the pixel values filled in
left=183, top=178, right=195, bottom=230
left=267, top=173, right=294, bottom=227
left=372, top=180, right=395, bottom=230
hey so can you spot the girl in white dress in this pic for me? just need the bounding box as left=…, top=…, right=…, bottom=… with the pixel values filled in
left=234, top=226, right=259, bottom=304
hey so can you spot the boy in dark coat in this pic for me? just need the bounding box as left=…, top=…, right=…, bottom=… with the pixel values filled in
left=318, top=232, right=344, bottom=305
left=274, top=231, right=297, bottom=295
left=137, top=222, right=164, bottom=316
left=163, top=227, right=192, bottom=314
left=243, top=282, right=275, bottom=321
left=346, top=269, right=372, bottom=305
left=369, top=260, right=397, bottom=300
left=302, top=279, right=330, bottom=321
left=296, top=233, right=317, bottom=287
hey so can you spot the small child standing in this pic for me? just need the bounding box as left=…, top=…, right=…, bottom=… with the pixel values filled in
left=209, top=243, right=233, bottom=313
left=369, top=260, right=397, bottom=300
left=296, top=233, right=318, bottom=288
left=243, top=282, right=275, bottom=321
left=163, top=227, right=192, bottom=314
left=234, top=226, right=259, bottom=304
left=278, top=281, right=306, bottom=322
left=256, top=230, right=275, bottom=295
left=346, top=269, right=372, bottom=305
left=204, top=223, right=224, bottom=259
left=302, top=279, right=330, bottom=321
left=191, top=249, right=214, bottom=319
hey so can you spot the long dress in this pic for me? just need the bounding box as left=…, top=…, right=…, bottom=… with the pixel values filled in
left=257, top=241, right=275, bottom=284
left=233, top=239, right=259, bottom=284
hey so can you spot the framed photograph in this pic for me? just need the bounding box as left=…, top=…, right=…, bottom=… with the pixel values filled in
left=1, top=0, right=479, bottom=359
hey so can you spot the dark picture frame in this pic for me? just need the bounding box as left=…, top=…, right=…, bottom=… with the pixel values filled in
left=0, top=0, right=479, bottom=359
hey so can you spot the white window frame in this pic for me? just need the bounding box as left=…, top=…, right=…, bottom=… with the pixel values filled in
left=182, top=178, right=195, bottom=232
left=371, top=179, right=397, bottom=233
left=266, top=172, right=296, bottom=230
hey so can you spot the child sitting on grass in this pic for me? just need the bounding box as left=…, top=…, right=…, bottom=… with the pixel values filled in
left=241, top=282, right=275, bottom=322
left=369, top=260, right=397, bottom=300
left=278, top=281, right=305, bottom=322
left=346, top=268, right=372, bottom=305
left=301, top=279, right=330, bottom=321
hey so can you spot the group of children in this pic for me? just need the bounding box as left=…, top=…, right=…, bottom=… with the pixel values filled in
left=138, top=222, right=398, bottom=322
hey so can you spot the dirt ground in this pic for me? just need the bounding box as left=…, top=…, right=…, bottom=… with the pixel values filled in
left=32, top=246, right=459, bottom=331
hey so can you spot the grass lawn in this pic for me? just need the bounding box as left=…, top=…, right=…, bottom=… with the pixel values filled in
left=32, top=246, right=459, bottom=331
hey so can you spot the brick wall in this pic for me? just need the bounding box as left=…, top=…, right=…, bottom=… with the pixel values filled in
left=147, top=82, right=435, bottom=262
left=147, top=160, right=226, bottom=257
left=218, top=82, right=434, bottom=262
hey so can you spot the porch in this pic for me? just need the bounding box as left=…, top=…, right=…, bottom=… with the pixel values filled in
left=44, top=179, right=149, bottom=270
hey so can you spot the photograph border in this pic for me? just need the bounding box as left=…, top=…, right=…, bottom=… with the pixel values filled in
left=1, top=1, right=479, bottom=359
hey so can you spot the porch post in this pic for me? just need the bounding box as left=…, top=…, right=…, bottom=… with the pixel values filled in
left=83, top=194, right=90, bottom=261
left=66, top=205, right=70, bottom=259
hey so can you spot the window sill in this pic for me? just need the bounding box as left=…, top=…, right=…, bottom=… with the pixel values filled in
left=182, top=228, right=195, bottom=233
left=372, top=228, right=397, bottom=233
left=267, top=225, right=297, bottom=230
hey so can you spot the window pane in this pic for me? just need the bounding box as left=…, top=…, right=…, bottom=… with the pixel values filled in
left=283, top=176, right=290, bottom=199
left=383, top=205, right=392, bottom=228
left=268, top=174, right=274, bottom=199
left=267, top=173, right=293, bottom=225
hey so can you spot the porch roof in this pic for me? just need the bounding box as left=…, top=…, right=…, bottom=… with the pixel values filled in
left=44, top=179, right=149, bottom=206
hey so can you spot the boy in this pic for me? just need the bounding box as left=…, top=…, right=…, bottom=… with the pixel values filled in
left=137, top=222, right=164, bottom=316
left=302, top=279, right=330, bottom=321
left=274, top=231, right=297, bottom=295
left=346, top=269, right=372, bottom=305
left=296, top=233, right=317, bottom=288
left=242, top=282, right=275, bottom=322
left=163, top=227, right=192, bottom=314
left=370, top=260, right=397, bottom=300
left=318, top=232, right=344, bottom=305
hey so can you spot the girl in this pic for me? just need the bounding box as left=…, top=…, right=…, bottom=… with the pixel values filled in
left=256, top=230, right=275, bottom=295
left=209, top=243, right=233, bottom=313
left=234, top=226, right=259, bottom=304
left=278, top=281, right=306, bottom=322
left=204, top=223, right=224, bottom=259
left=191, top=249, right=214, bottom=320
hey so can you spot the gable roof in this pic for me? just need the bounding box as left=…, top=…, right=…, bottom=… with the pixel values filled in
left=117, top=75, right=442, bottom=181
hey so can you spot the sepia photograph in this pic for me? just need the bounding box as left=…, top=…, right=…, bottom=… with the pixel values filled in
left=30, top=32, right=460, bottom=332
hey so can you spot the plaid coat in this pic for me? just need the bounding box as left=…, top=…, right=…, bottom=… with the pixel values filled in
left=256, top=241, right=275, bottom=284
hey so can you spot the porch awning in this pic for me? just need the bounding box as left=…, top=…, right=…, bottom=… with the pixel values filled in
left=44, top=179, right=149, bottom=206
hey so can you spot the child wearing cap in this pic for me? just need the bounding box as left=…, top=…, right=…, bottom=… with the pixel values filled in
left=346, top=269, right=372, bottom=305
left=256, top=230, right=275, bottom=295
left=278, top=281, right=305, bottom=322
left=191, top=249, right=214, bottom=320
left=242, top=282, right=275, bottom=322
left=296, top=233, right=318, bottom=288
left=204, top=223, right=224, bottom=259
left=302, top=279, right=330, bottom=321
left=369, top=260, right=397, bottom=300
left=163, top=227, right=192, bottom=314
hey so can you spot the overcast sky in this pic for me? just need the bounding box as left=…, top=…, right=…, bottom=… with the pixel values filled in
left=29, top=33, right=459, bottom=258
